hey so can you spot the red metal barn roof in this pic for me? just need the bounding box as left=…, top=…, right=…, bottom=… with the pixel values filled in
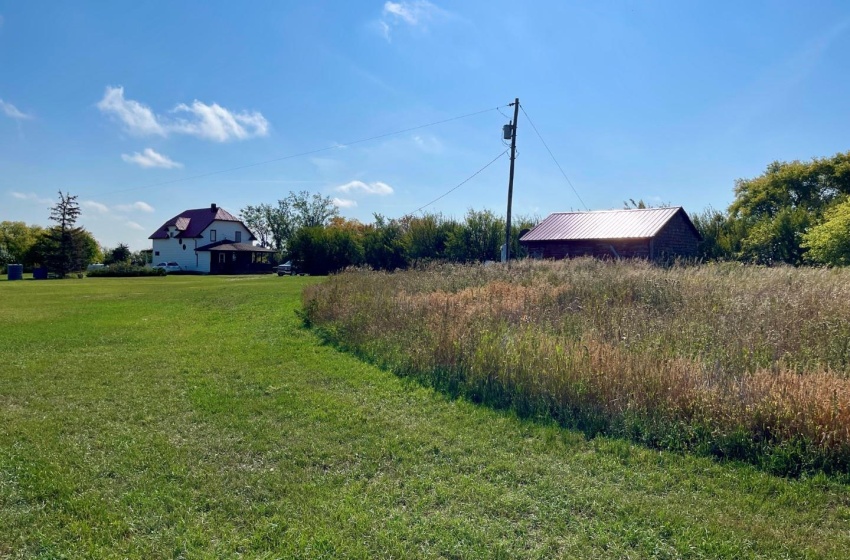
left=520, top=207, right=699, bottom=241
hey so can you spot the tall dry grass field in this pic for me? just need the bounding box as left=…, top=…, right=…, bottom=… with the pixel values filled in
left=303, top=259, right=850, bottom=476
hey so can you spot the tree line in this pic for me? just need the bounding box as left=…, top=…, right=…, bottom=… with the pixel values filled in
left=261, top=148, right=850, bottom=274
left=241, top=191, right=536, bottom=275
left=7, top=150, right=850, bottom=277
left=692, top=150, right=850, bottom=266
left=1, top=192, right=102, bottom=277
left=0, top=192, right=149, bottom=277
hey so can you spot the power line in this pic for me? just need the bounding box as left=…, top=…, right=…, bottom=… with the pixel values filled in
left=92, top=105, right=507, bottom=198
left=519, top=103, right=589, bottom=211
left=407, top=149, right=509, bottom=216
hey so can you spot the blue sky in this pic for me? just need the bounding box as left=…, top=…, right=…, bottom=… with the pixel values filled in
left=2, top=1, right=850, bottom=250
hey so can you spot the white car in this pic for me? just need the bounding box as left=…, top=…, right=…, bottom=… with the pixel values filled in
left=153, top=261, right=181, bottom=273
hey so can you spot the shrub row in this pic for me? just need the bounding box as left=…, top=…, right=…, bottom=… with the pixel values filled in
left=302, top=259, right=850, bottom=478
left=87, top=264, right=166, bottom=277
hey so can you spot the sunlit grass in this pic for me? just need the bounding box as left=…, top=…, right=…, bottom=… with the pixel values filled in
left=2, top=274, right=850, bottom=558
left=304, top=259, right=850, bottom=476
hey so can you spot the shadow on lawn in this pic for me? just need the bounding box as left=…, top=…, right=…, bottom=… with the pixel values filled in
left=304, top=318, right=850, bottom=484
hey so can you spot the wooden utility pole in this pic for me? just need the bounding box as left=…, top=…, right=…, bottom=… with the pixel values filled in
left=504, top=97, right=519, bottom=263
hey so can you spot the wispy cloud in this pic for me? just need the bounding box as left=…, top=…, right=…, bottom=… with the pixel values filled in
left=82, top=200, right=110, bottom=213
left=126, top=221, right=146, bottom=231
left=335, top=180, right=395, bottom=196
left=97, top=86, right=269, bottom=142
left=121, top=148, right=183, bottom=169
left=79, top=198, right=157, bottom=217
left=332, top=197, right=358, bottom=208
left=384, top=1, right=439, bottom=25
left=10, top=191, right=53, bottom=205
left=169, top=100, right=269, bottom=142
left=97, top=87, right=164, bottom=136
left=115, top=201, right=155, bottom=213
left=380, top=1, right=447, bottom=41
left=412, top=134, right=443, bottom=153
left=0, top=99, right=33, bottom=120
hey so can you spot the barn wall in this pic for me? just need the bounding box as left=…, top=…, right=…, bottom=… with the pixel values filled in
left=520, top=208, right=701, bottom=262
left=652, top=212, right=700, bottom=259
left=526, top=238, right=652, bottom=260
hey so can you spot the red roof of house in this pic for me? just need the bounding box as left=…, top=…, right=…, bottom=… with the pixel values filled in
left=149, top=205, right=250, bottom=240
left=520, top=207, right=699, bottom=241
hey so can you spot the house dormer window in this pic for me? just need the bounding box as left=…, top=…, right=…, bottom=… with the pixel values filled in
left=210, top=229, right=217, bottom=242
left=235, top=231, right=241, bottom=243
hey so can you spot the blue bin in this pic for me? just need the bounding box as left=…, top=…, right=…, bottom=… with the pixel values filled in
left=33, top=267, right=48, bottom=280
left=7, top=264, right=23, bottom=281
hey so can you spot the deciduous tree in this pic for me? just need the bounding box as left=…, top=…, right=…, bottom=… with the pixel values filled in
left=728, top=151, right=850, bottom=264
left=0, top=221, right=44, bottom=268
left=287, top=190, right=339, bottom=229
left=802, top=197, right=850, bottom=266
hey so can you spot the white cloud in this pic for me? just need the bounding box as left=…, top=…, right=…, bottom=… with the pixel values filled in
left=0, top=99, right=33, bottom=120
left=126, top=221, right=146, bottom=231
left=335, top=180, right=395, bottom=196
left=121, top=148, right=183, bottom=169
left=82, top=200, right=110, bottom=213
left=115, top=201, right=155, bottom=213
left=10, top=191, right=53, bottom=205
left=97, top=86, right=165, bottom=136
left=9, top=192, right=153, bottom=221
left=380, top=1, right=446, bottom=40
left=58, top=198, right=156, bottom=217
left=170, top=101, right=269, bottom=142
left=97, top=86, right=269, bottom=142
left=384, top=1, right=435, bottom=25
left=332, top=198, right=358, bottom=208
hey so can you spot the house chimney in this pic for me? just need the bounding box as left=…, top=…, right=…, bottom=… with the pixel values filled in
left=211, top=203, right=217, bottom=212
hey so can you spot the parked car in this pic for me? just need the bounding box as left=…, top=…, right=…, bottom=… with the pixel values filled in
left=153, top=261, right=181, bottom=273
left=275, top=261, right=299, bottom=276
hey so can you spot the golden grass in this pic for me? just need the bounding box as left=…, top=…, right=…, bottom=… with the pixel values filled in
left=303, top=259, right=850, bottom=475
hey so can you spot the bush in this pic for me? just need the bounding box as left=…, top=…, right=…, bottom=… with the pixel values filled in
left=87, top=264, right=166, bottom=277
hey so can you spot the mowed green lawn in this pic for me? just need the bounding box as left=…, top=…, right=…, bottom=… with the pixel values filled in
left=1, top=276, right=849, bottom=559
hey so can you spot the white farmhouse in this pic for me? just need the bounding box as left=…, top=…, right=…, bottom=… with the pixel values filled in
left=149, top=203, right=275, bottom=274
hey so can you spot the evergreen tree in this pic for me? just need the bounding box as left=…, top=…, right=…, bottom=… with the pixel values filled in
left=45, top=191, right=85, bottom=277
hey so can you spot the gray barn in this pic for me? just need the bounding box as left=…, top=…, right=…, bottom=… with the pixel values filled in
left=519, top=207, right=701, bottom=261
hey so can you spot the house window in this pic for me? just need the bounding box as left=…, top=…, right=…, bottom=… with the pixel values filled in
left=218, top=253, right=226, bottom=263
left=232, top=252, right=237, bottom=262
left=235, top=231, right=241, bottom=243
left=210, top=229, right=217, bottom=242
left=183, top=244, right=186, bottom=250
left=155, top=251, right=160, bottom=256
